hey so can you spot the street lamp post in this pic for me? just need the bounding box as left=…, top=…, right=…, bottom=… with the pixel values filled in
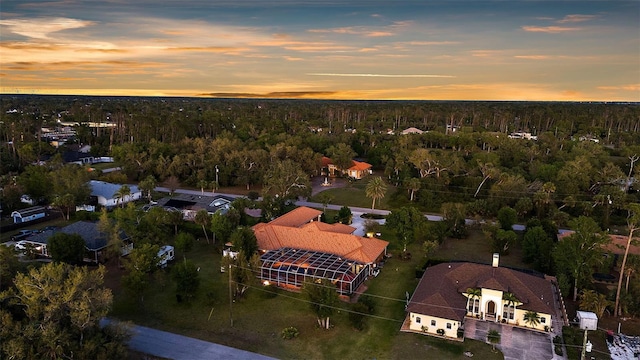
left=215, top=165, right=219, bottom=193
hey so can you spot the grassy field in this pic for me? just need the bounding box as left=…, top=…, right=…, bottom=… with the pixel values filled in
left=108, top=238, right=503, bottom=360
left=308, top=181, right=397, bottom=210
left=432, top=226, right=531, bottom=269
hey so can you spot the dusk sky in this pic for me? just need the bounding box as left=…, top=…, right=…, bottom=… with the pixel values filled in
left=1, top=0, right=638, bottom=101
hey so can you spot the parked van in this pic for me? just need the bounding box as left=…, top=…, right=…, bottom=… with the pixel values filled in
left=157, top=245, right=175, bottom=268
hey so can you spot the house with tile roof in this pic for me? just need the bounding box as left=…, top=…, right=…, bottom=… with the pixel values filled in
left=404, top=254, right=559, bottom=339
left=321, top=156, right=372, bottom=180
left=558, top=231, right=640, bottom=257
left=253, top=206, right=388, bottom=295
left=22, top=221, right=131, bottom=263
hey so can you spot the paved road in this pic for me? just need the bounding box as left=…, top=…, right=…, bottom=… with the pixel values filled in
left=153, top=186, right=531, bottom=233
left=103, top=320, right=276, bottom=360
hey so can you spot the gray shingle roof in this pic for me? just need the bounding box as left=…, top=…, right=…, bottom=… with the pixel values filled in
left=27, top=221, right=128, bottom=251
left=89, top=180, right=140, bottom=200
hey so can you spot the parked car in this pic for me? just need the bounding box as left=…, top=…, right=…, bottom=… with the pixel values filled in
left=14, top=240, right=43, bottom=253
left=10, top=229, right=37, bottom=241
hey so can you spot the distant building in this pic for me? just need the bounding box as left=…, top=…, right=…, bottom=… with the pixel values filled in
left=89, top=180, right=142, bottom=209
left=321, top=156, right=372, bottom=180
left=508, top=132, right=538, bottom=140
left=401, top=127, right=424, bottom=135
left=154, top=193, right=235, bottom=221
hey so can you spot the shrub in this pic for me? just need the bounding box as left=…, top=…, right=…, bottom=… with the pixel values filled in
left=553, top=335, right=563, bottom=356
left=281, top=326, right=299, bottom=340
left=437, top=328, right=445, bottom=336
left=247, top=191, right=259, bottom=200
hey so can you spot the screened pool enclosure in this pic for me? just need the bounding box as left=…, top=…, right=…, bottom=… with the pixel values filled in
left=260, top=247, right=369, bottom=295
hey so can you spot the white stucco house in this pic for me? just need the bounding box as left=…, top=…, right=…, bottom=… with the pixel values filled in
left=403, top=254, right=561, bottom=339
left=89, top=180, right=142, bottom=209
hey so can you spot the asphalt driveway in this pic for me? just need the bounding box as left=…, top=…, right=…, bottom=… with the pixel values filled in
left=465, top=318, right=555, bottom=360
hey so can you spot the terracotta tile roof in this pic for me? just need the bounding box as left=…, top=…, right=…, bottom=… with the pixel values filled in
left=407, top=263, right=556, bottom=322
left=301, top=221, right=356, bottom=234
left=253, top=223, right=388, bottom=264
left=348, top=160, right=372, bottom=171
left=267, top=206, right=322, bottom=227
left=606, top=235, right=640, bottom=255
left=558, top=231, right=640, bottom=256
left=321, top=156, right=371, bottom=172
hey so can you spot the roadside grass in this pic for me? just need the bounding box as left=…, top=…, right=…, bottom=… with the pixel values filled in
left=309, top=182, right=396, bottom=210
left=109, top=239, right=503, bottom=359
left=91, top=162, right=122, bottom=171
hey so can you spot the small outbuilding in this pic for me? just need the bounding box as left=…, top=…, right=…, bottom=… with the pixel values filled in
left=11, top=206, right=47, bottom=224
left=576, top=311, right=598, bottom=331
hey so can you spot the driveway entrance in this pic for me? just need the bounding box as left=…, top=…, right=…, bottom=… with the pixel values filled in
left=464, top=318, right=554, bottom=360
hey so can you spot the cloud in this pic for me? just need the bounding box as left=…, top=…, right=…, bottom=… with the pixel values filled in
left=165, top=46, right=249, bottom=55
left=308, top=26, right=394, bottom=37
left=558, top=15, right=595, bottom=24
left=398, top=41, right=459, bottom=46
left=199, top=91, right=338, bottom=98
left=0, top=17, right=94, bottom=39
left=307, top=20, right=411, bottom=38
left=521, top=25, right=582, bottom=33
left=514, top=55, right=551, bottom=60
left=3, top=60, right=166, bottom=71
left=308, top=73, right=455, bottom=78
left=597, top=84, right=640, bottom=91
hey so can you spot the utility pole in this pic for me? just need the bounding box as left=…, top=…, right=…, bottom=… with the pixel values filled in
left=228, top=262, right=233, bottom=327
left=580, top=329, right=592, bottom=360
left=215, top=165, right=219, bottom=193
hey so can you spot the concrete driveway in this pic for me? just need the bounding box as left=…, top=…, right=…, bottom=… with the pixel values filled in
left=465, top=318, right=554, bottom=360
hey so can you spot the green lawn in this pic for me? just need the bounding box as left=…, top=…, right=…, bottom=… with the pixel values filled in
left=109, top=239, right=503, bottom=359
left=432, top=227, right=531, bottom=269
left=309, top=181, right=397, bottom=210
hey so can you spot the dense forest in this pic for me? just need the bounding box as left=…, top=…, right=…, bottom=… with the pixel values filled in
left=2, top=95, right=638, bottom=226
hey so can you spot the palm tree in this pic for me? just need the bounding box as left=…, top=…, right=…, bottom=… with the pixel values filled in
left=533, top=182, right=556, bottom=217
left=194, top=209, right=211, bottom=244
left=580, top=289, right=612, bottom=319
left=365, top=176, right=387, bottom=210
left=198, top=179, right=209, bottom=196
left=466, top=288, right=481, bottom=315
left=487, top=329, right=501, bottom=351
left=523, top=310, right=540, bottom=328
left=502, top=292, right=519, bottom=321
left=114, top=185, right=131, bottom=208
